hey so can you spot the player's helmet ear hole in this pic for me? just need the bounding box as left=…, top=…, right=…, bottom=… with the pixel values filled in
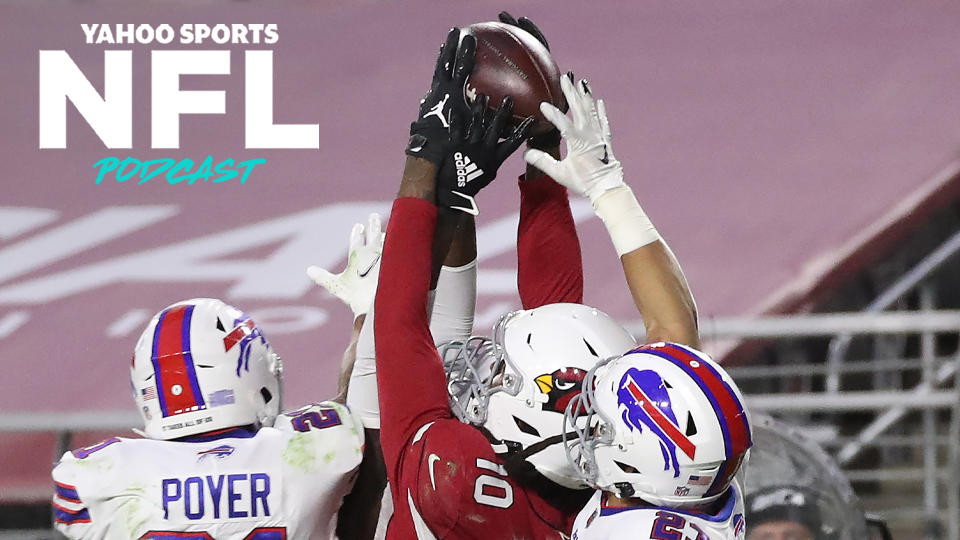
left=513, top=416, right=540, bottom=436
left=614, top=460, right=637, bottom=474
left=215, top=318, right=225, bottom=332
left=260, top=387, right=273, bottom=403
left=685, top=411, right=697, bottom=436
left=196, top=364, right=215, bottom=369
left=663, top=380, right=673, bottom=389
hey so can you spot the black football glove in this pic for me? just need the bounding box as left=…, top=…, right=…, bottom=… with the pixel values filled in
left=406, top=29, right=476, bottom=165
left=436, top=94, right=534, bottom=214
left=498, top=11, right=550, bottom=50
left=498, top=11, right=562, bottom=151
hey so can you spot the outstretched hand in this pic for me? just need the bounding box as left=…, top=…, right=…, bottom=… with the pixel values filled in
left=523, top=73, right=624, bottom=202
left=307, top=213, right=384, bottom=318
left=498, top=11, right=550, bottom=50
left=436, top=94, right=533, bottom=214
left=406, top=29, right=477, bottom=165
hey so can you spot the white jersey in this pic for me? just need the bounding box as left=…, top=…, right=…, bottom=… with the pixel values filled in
left=571, top=482, right=746, bottom=540
left=52, top=401, right=364, bottom=540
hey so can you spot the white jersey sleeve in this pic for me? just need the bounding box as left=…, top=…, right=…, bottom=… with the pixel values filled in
left=52, top=401, right=363, bottom=540
left=348, top=260, right=477, bottom=429
left=572, top=483, right=747, bottom=540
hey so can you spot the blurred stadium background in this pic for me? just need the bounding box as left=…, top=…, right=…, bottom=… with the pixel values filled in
left=2, top=0, right=960, bottom=538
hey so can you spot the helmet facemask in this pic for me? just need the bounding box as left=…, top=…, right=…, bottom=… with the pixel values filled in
left=562, top=356, right=613, bottom=492
left=443, top=311, right=524, bottom=426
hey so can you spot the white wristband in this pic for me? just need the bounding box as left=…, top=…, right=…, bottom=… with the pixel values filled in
left=592, top=185, right=661, bottom=256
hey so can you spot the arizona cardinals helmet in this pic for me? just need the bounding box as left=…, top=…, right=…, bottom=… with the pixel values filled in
left=131, top=298, right=283, bottom=440
left=443, top=303, right=637, bottom=488
left=563, top=342, right=751, bottom=507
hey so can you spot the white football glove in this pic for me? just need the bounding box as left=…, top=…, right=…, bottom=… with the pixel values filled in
left=307, top=213, right=384, bottom=318
left=523, top=74, right=625, bottom=203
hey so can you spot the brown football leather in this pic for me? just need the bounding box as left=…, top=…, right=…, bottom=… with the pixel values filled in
left=462, top=22, right=566, bottom=136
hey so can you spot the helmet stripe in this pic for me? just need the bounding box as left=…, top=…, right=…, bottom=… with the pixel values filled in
left=659, top=343, right=750, bottom=449
left=632, top=344, right=750, bottom=453
left=151, top=305, right=206, bottom=417
left=630, top=347, right=732, bottom=456
left=627, top=344, right=751, bottom=496
left=623, top=376, right=697, bottom=459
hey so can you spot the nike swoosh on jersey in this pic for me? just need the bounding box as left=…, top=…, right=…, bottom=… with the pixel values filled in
left=428, top=454, right=440, bottom=490
left=599, top=145, right=610, bottom=165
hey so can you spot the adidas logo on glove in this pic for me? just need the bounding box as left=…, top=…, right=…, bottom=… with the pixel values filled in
left=454, top=152, right=484, bottom=187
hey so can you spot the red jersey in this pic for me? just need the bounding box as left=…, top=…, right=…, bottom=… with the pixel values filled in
left=375, top=177, right=583, bottom=539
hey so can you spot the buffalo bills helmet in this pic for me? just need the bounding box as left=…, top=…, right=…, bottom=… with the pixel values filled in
left=563, top=342, right=751, bottom=506
left=131, top=298, right=283, bottom=440
left=442, top=303, right=637, bottom=488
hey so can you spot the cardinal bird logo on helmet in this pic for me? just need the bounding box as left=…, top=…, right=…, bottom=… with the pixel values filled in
left=534, top=367, right=587, bottom=413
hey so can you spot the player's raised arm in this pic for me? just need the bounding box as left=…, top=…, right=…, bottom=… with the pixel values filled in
left=306, top=213, right=386, bottom=540
left=495, top=12, right=586, bottom=309
left=307, top=212, right=383, bottom=403
left=376, top=28, right=531, bottom=477
left=516, top=132, right=585, bottom=309
left=525, top=74, right=700, bottom=349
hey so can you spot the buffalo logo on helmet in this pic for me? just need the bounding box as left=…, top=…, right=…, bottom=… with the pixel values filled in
left=534, top=367, right=587, bottom=413
left=222, top=315, right=269, bottom=377
left=617, top=368, right=697, bottom=478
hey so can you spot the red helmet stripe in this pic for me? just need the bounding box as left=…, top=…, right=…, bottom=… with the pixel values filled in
left=152, top=305, right=205, bottom=417
left=657, top=344, right=750, bottom=456
left=624, top=377, right=697, bottom=459
left=223, top=318, right=255, bottom=352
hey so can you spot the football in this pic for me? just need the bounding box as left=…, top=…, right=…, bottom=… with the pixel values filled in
left=461, top=21, right=566, bottom=136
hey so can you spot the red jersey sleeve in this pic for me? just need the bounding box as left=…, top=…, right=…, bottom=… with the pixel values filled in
left=374, top=198, right=454, bottom=488
left=517, top=175, right=584, bottom=309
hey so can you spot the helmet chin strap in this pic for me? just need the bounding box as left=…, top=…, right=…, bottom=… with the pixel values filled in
left=483, top=428, right=580, bottom=463
left=511, top=433, right=573, bottom=461
left=494, top=432, right=594, bottom=516
left=479, top=426, right=580, bottom=468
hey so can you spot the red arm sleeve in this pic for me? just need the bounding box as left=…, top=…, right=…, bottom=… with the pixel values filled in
left=374, top=198, right=453, bottom=483
left=517, top=175, right=584, bottom=309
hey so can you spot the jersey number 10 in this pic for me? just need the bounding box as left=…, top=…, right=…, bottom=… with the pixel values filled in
left=473, top=458, right=514, bottom=509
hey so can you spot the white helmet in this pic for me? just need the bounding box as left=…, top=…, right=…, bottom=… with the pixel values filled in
left=443, top=303, right=637, bottom=488
left=131, top=298, right=283, bottom=440
left=563, top=342, right=751, bottom=507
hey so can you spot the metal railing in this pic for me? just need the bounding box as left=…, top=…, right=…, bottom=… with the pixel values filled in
left=701, top=310, right=960, bottom=540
